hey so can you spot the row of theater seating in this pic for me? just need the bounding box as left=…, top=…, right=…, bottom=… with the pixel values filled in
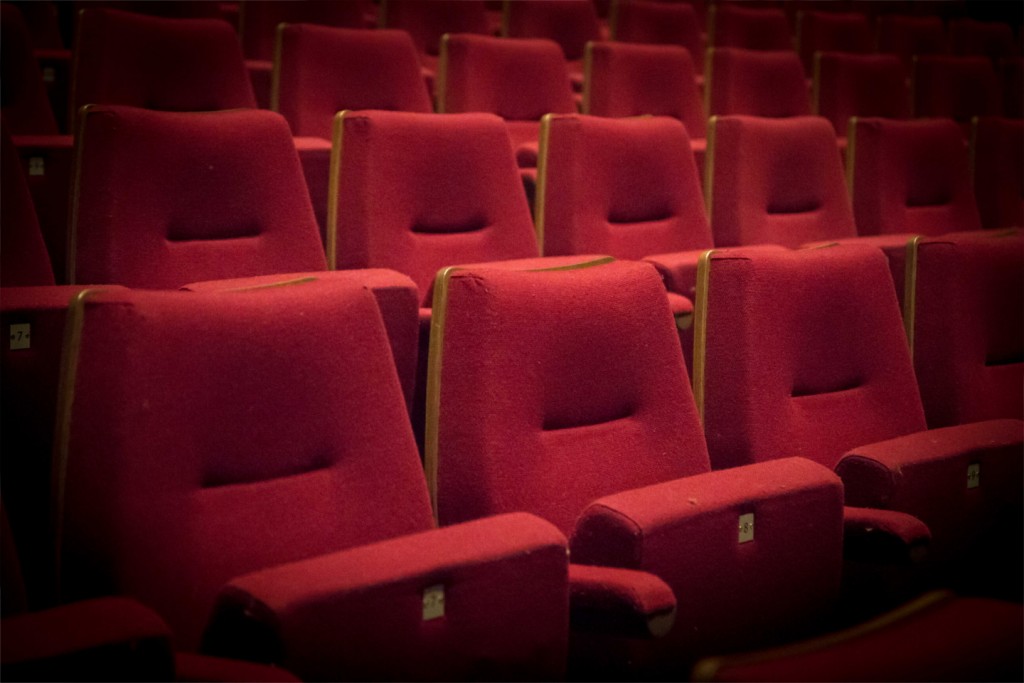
left=1, top=1, right=1022, bottom=681
left=2, top=100, right=1022, bottom=680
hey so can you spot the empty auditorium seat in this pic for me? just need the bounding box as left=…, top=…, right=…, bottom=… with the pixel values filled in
left=609, top=0, right=705, bottom=75
left=707, top=2, right=793, bottom=51
left=438, top=33, right=577, bottom=170
left=1, top=120, right=55, bottom=287
left=948, top=17, right=1017, bottom=62
left=812, top=52, right=910, bottom=138
left=54, top=280, right=570, bottom=680
left=502, top=0, right=604, bottom=90
left=692, top=590, right=1023, bottom=682
left=237, top=0, right=374, bottom=107
left=583, top=41, right=706, bottom=141
left=1, top=3, right=60, bottom=135
left=705, top=47, right=811, bottom=117
left=272, top=24, right=432, bottom=139
left=69, top=106, right=327, bottom=288
left=378, top=0, right=491, bottom=90
left=970, top=116, right=1024, bottom=229
left=911, top=54, right=1001, bottom=131
left=693, top=244, right=1023, bottom=585
left=705, top=115, right=860, bottom=247
left=427, top=258, right=846, bottom=674
left=847, top=117, right=982, bottom=237
left=997, top=56, right=1023, bottom=118
left=903, top=230, right=1024, bottom=428
left=795, top=9, right=873, bottom=75
left=876, top=13, right=948, bottom=75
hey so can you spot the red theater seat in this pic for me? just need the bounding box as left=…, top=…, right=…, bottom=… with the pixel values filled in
left=812, top=52, right=910, bottom=138
left=426, top=258, right=847, bottom=675
left=706, top=47, right=811, bottom=118
left=911, top=55, right=1001, bottom=132
left=876, top=13, right=948, bottom=76
left=970, top=116, right=1024, bottom=230
left=54, top=280, right=570, bottom=680
left=609, top=0, right=705, bottom=75
left=948, top=17, right=1017, bottom=62
left=438, top=33, right=577, bottom=172
left=693, top=245, right=1023, bottom=589
left=795, top=9, right=873, bottom=75
left=273, top=24, right=432, bottom=140
left=847, top=117, right=982, bottom=237
left=502, top=0, right=604, bottom=90
left=1, top=120, right=54, bottom=287
left=0, top=3, right=60, bottom=136
left=707, top=2, right=793, bottom=51
left=903, top=230, right=1024, bottom=428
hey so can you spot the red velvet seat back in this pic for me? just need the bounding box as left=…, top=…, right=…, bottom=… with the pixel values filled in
left=813, top=52, right=910, bottom=137
left=503, top=0, right=602, bottom=61
left=948, top=18, right=1017, bottom=62
left=912, top=55, right=1002, bottom=125
left=429, top=259, right=710, bottom=533
left=71, top=8, right=257, bottom=125
left=380, top=0, right=490, bottom=57
left=707, top=115, right=857, bottom=247
left=239, top=0, right=371, bottom=60
left=796, top=10, right=873, bottom=74
left=848, top=117, right=982, bottom=237
left=70, top=106, right=327, bottom=288
left=708, top=3, right=793, bottom=51
left=0, top=3, right=60, bottom=135
left=611, top=0, right=704, bottom=74
left=876, top=14, right=948, bottom=75
left=274, top=25, right=431, bottom=139
left=971, top=116, right=1024, bottom=230
left=1, top=121, right=55, bottom=287
left=583, top=42, right=706, bottom=138
left=696, top=245, right=928, bottom=471
left=439, top=34, right=576, bottom=121
left=908, top=231, right=1024, bottom=427
left=58, top=282, right=433, bottom=649
left=538, top=114, right=711, bottom=258
left=706, top=47, right=811, bottom=118
left=330, top=110, right=539, bottom=303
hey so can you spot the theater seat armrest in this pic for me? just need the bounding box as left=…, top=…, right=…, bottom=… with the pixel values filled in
left=202, top=512, right=569, bottom=681
left=568, top=563, right=676, bottom=639
left=843, top=506, right=931, bottom=564
left=835, top=419, right=1024, bottom=509
left=643, top=249, right=704, bottom=299
left=10, top=134, right=74, bottom=150
left=1, top=597, right=175, bottom=680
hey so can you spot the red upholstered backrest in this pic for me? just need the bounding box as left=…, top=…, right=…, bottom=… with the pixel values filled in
left=999, top=57, right=1024, bottom=119
left=876, top=14, right=948, bottom=74
left=796, top=10, right=873, bottom=74
left=439, top=34, right=576, bottom=121
left=848, top=117, right=982, bottom=237
left=70, top=106, right=327, bottom=288
left=429, top=259, right=710, bottom=534
left=909, top=231, right=1024, bottom=427
left=697, top=245, right=927, bottom=471
left=948, top=18, right=1017, bottom=61
left=1, top=121, right=55, bottom=287
left=611, top=0, right=704, bottom=73
left=72, top=9, right=257, bottom=124
left=381, top=0, right=490, bottom=57
left=331, top=110, right=539, bottom=303
left=706, top=47, right=811, bottom=118
left=708, top=3, right=793, bottom=51
left=971, top=117, right=1024, bottom=230
left=583, top=42, right=706, bottom=138
left=503, top=0, right=602, bottom=61
left=239, top=0, right=371, bottom=60
left=538, top=114, right=711, bottom=258
left=58, top=282, right=433, bottom=649
left=813, top=52, right=910, bottom=137
left=0, top=3, right=60, bottom=135
left=912, top=55, right=1002, bottom=123
left=707, top=115, right=857, bottom=247
left=274, top=25, right=431, bottom=138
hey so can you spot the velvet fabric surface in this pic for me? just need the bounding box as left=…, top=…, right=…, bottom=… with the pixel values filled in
left=706, top=48, right=812, bottom=118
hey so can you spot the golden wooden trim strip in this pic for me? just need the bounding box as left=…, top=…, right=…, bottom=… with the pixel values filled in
left=844, top=115, right=858, bottom=199
left=223, top=276, right=318, bottom=292
left=581, top=41, right=594, bottom=115
left=903, top=235, right=922, bottom=358
left=704, top=115, right=718, bottom=220
left=435, top=33, right=450, bottom=114
left=692, top=249, right=716, bottom=425
left=326, top=110, right=350, bottom=271
left=534, top=113, right=555, bottom=253
left=269, top=22, right=286, bottom=113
